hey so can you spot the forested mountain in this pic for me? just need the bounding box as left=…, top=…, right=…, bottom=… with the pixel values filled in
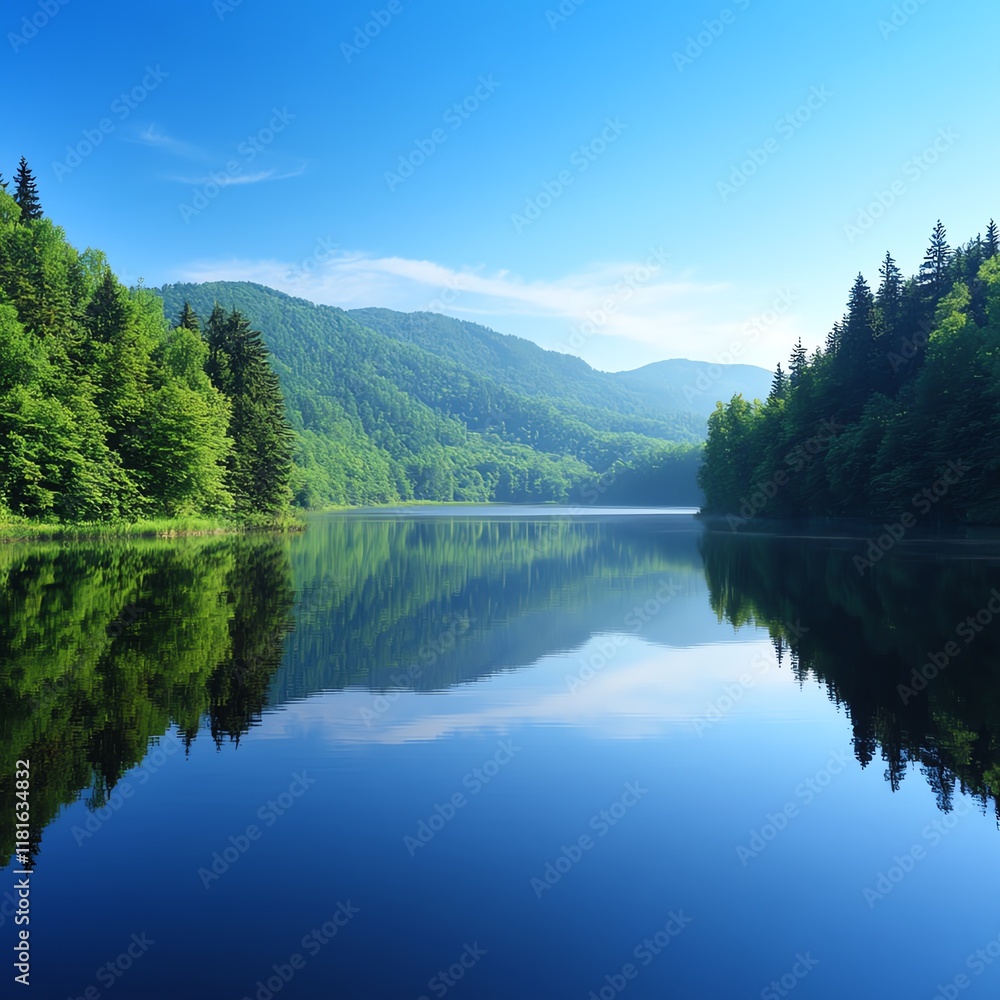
left=612, top=358, right=773, bottom=420
left=159, top=282, right=720, bottom=508
left=347, top=307, right=770, bottom=425
left=700, top=220, right=1000, bottom=525
left=0, top=167, right=292, bottom=525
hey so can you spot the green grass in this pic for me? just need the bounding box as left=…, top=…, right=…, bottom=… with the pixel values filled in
left=0, top=514, right=305, bottom=542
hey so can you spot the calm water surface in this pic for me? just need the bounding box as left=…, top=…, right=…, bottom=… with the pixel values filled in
left=4, top=509, right=1000, bottom=998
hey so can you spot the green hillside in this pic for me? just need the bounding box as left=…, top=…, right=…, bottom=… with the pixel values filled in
left=350, top=308, right=772, bottom=423
left=158, top=282, right=708, bottom=508
left=612, top=358, right=773, bottom=420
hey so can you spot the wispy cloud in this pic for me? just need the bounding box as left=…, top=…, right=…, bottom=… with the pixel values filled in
left=171, top=246, right=802, bottom=368
left=128, top=125, right=209, bottom=160
left=169, top=165, right=306, bottom=187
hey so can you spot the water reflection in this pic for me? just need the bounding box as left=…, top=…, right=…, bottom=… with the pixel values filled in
left=0, top=535, right=295, bottom=866
left=701, top=527, right=1000, bottom=820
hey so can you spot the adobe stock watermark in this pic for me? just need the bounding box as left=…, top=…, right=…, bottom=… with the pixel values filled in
left=556, top=248, right=671, bottom=354
left=178, top=107, right=296, bottom=223
left=586, top=911, right=694, bottom=1000
left=694, top=636, right=809, bottom=737
left=214, top=0, right=247, bottom=20
left=862, top=798, right=972, bottom=908
left=683, top=289, right=795, bottom=405
left=896, top=590, right=1000, bottom=706
left=65, top=933, right=155, bottom=1000
left=878, top=0, right=934, bottom=40
left=341, top=1, right=405, bottom=63
left=359, top=613, right=472, bottom=727
left=417, top=943, right=487, bottom=1000
left=843, top=127, right=958, bottom=243
left=52, top=66, right=169, bottom=181
left=725, top=419, right=845, bottom=530
left=286, top=236, right=339, bottom=281
left=736, top=751, right=849, bottom=865
left=854, top=458, right=971, bottom=575
left=404, top=740, right=520, bottom=856
left=717, top=86, right=832, bottom=202
left=934, top=927, right=1000, bottom=1000
left=564, top=579, right=682, bottom=694
left=760, top=953, right=820, bottom=1000
left=197, top=771, right=317, bottom=888
left=239, top=903, right=360, bottom=1000
left=512, top=117, right=628, bottom=233
left=673, top=0, right=753, bottom=72
left=72, top=732, right=182, bottom=846
left=545, top=0, right=586, bottom=30
left=8, top=0, right=71, bottom=53
left=529, top=782, right=648, bottom=898
left=27, top=600, right=145, bottom=713
left=385, top=75, right=501, bottom=192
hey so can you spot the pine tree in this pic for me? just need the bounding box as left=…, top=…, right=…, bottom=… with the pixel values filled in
left=789, top=338, right=807, bottom=388
left=177, top=302, right=200, bottom=332
left=769, top=363, right=787, bottom=401
left=205, top=307, right=294, bottom=516
left=986, top=220, right=999, bottom=259
left=0, top=174, right=7, bottom=191
left=876, top=252, right=902, bottom=316
left=13, top=158, right=42, bottom=221
left=919, top=220, right=951, bottom=295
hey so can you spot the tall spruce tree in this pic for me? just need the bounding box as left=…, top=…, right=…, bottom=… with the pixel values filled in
left=769, top=363, right=787, bottom=401
left=205, top=306, right=294, bottom=516
left=177, top=302, right=200, bottom=332
left=13, top=158, right=42, bottom=221
left=920, top=220, right=951, bottom=295
left=986, top=220, right=999, bottom=259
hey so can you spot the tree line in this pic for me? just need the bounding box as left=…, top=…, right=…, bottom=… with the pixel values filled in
left=0, top=159, right=293, bottom=524
left=700, top=219, right=1000, bottom=524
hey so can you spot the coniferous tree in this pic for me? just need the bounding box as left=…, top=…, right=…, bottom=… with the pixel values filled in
left=920, top=220, right=951, bottom=295
left=178, top=302, right=200, bottom=332
left=986, top=220, right=999, bottom=259
left=206, top=307, right=294, bottom=516
left=769, top=363, right=787, bottom=401
left=789, top=338, right=807, bottom=388
left=13, top=158, right=42, bottom=221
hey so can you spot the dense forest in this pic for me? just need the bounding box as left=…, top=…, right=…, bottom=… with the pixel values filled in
left=0, top=159, right=726, bottom=524
left=700, top=220, right=1000, bottom=524
left=158, top=283, right=707, bottom=508
left=0, top=160, right=293, bottom=524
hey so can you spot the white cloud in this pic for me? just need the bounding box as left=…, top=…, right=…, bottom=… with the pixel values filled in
left=129, top=126, right=209, bottom=160
left=171, top=247, right=802, bottom=370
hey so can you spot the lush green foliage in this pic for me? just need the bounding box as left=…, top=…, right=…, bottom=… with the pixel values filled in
left=160, top=283, right=707, bottom=507
left=0, top=178, right=291, bottom=523
left=700, top=221, right=1000, bottom=524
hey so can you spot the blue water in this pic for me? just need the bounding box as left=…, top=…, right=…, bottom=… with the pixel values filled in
left=3, top=510, right=1000, bottom=998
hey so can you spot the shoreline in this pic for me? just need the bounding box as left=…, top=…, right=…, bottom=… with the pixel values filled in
left=0, top=515, right=305, bottom=543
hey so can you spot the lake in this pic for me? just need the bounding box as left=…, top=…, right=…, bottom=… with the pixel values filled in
left=4, top=508, right=1000, bottom=999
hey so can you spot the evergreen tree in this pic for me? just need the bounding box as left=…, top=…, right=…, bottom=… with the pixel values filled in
left=789, top=338, right=807, bottom=388
left=206, top=307, right=294, bottom=516
left=986, top=220, right=999, bottom=259
left=13, top=158, right=42, bottom=221
left=178, top=302, right=200, bottom=332
left=769, top=363, right=787, bottom=401
left=920, top=220, right=951, bottom=295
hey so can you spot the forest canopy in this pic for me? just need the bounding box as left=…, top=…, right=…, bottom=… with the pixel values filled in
left=699, top=220, right=1000, bottom=526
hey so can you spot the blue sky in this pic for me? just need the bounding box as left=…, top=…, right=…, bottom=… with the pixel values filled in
left=5, top=0, right=997, bottom=372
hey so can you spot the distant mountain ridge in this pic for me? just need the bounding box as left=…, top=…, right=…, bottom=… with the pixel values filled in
left=157, top=282, right=770, bottom=508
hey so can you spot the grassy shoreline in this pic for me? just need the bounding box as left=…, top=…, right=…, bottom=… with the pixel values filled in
left=0, top=514, right=305, bottom=543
